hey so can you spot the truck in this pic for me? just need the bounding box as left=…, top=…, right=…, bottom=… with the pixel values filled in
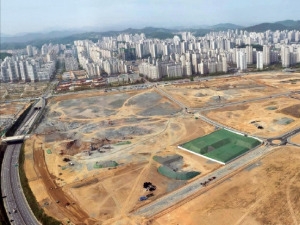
left=139, top=196, right=148, bottom=201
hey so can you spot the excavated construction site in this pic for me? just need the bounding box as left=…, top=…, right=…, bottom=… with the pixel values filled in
left=0, top=101, right=30, bottom=135
left=22, top=71, right=300, bottom=225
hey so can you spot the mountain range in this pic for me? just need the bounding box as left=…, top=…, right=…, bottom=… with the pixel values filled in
left=1, top=20, right=299, bottom=50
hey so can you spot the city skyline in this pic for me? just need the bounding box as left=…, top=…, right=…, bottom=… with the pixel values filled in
left=1, top=0, right=300, bottom=35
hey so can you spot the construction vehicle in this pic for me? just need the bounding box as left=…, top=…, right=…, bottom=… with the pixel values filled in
left=143, top=182, right=156, bottom=191
left=139, top=196, right=148, bottom=201
left=146, top=193, right=154, bottom=198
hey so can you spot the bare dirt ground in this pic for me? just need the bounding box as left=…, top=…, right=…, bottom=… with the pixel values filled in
left=153, top=145, right=300, bottom=225
left=160, top=72, right=300, bottom=109
left=0, top=101, right=30, bottom=131
left=0, top=82, right=48, bottom=100
left=25, top=88, right=216, bottom=224
left=0, top=102, right=28, bottom=116
left=203, top=96, right=300, bottom=138
left=290, top=133, right=300, bottom=145
left=249, top=72, right=300, bottom=91
left=23, top=72, right=300, bottom=224
left=160, top=76, right=281, bottom=108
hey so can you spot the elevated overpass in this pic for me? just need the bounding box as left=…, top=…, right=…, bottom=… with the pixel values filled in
left=1, top=98, right=44, bottom=224
left=1, top=135, right=29, bottom=144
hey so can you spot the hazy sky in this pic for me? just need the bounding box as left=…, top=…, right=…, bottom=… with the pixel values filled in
left=1, top=0, right=300, bottom=35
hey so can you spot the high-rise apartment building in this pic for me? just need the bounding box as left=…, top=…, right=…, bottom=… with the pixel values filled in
left=256, top=51, right=263, bottom=69
left=263, top=45, right=271, bottom=65
left=237, top=51, right=247, bottom=71
left=246, top=45, right=253, bottom=64
left=26, top=45, right=33, bottom=57
left=281, top=46, right=290, bottom=67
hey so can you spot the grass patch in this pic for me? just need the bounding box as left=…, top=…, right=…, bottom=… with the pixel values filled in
left=19, top=144, right=61, bottom=225
left=93, top=161, right=118, bottom=169
left=61, top=166, right=67, bottom=170
left=114, top=141, right=131, bottom=146
left=181, top=129, right=260, bottom=163
left=266, top=106, right=277, bottom=110
left=46, top=149, right=52, bottom=154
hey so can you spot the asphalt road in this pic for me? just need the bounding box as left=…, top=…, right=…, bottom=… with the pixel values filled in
left=1, top=144, right=26, bottom=224
left=1, top=99, right=44, bottom=224
left=133, top=85, right=299, bottom=218
left=134, top=143, right=272, bottom=217
left=1, top=144, right=40, bottom=224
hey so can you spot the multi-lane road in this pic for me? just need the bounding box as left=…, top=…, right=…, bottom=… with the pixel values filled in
left=1, top=99, right=44, bottom=224
left=1, top=144, right=40, bottom=224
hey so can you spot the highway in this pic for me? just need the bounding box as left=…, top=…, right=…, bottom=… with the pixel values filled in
left=1, top=99, right=44, bottom=224
left=1, top=143, right=26, bottom=224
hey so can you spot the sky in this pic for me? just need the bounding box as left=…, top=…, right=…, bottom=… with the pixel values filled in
left=1, top=0, right=300, bottom=35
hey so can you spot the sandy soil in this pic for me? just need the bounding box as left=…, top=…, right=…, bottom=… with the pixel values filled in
left=24, top=135, right=92, bottom=224
left=160, top=72, right=300, bottom=109
left=25, top=88, right=217, bottom=224
left=0, top=101, right=30, bottom=132
left=0, top=102, right=28, bottom=116
left=1, top=82, right=48, bottom=100
left=290, top=133, right=300, bottom=145
left=153, top=145, right=300, bottom=225
left=203, top=96, right=300, bottom=138
left=161, top=76, right=283, bottom=108
left=249, top=72, right=300, bottom=91
left=22, top=72, right=300, bottom=224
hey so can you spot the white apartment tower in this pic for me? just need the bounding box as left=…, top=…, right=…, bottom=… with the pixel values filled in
left=26, top=45, right=33, bottom=57
left=282, top=46, right=290, bottom=68
left=263, top=45, right=271, bottom=65
left=246, top=45, right=253, bottom=64
left=151, top=44, right=157, bottom=58
left=256, top=51, right=264, bottom=69
left=237, top=51, right=247, bottom=71
left=222, top=56, right=228, bottom=72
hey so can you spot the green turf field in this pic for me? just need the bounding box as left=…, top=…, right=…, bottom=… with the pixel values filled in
left=180, top=129, right=260, bottom=163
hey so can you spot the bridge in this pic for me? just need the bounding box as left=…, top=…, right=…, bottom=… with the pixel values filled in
left=1, top=135, right=29, bottom=144
left=1, top=98, right=45, bottom=224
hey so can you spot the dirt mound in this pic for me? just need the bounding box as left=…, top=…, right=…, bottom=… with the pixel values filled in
left=96, top=126, right=152, bottom=139
left=48, top=110, right=62, bottom=117
left=139, top=102, right=181, bottom=116
left=278, top=104, right=300, bottom=118
left=71, top=179, right=99, bottom=188
left=195, top=92, right=207, bottom=97
left=126, top=92, right=162, bottom=108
